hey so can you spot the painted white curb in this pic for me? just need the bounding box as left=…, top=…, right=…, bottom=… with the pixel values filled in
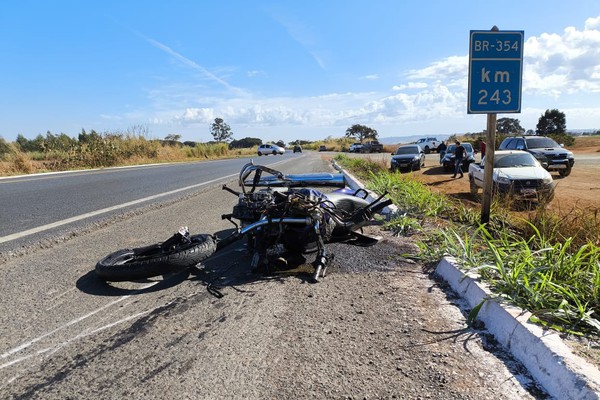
left=332, top=161, right=398, bottom=217
left=333, top=161, right=600, bottom=398
left=436, top=256, right=600, bottom=399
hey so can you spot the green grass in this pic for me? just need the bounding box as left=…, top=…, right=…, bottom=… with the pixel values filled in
left=336, top=155, right=600, bottom=337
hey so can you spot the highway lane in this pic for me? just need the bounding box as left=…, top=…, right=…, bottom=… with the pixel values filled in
left=0, top=154, right=542, bottom=399
left=0, top=153, right=298, bottom=250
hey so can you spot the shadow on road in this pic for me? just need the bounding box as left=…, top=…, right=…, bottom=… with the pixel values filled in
left=76, top=228, right=325, bottom=297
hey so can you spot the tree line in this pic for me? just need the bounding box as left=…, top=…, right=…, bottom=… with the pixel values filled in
left=0, top=108, right=584, bottom=157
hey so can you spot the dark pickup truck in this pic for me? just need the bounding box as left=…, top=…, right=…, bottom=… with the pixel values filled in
left=361, top=141, right=384, bottom=153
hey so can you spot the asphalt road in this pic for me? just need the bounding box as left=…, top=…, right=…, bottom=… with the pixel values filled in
left=0, top=153, right=545, bottom=398
left=0, top=153, right=299, bottom=253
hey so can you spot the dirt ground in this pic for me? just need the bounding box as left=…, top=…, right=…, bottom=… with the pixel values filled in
left=412, top=142, right=600, bottom=214
left=352, top=140, right=600, bottom=373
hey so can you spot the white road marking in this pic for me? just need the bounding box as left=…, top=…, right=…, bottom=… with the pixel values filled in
left=0, top=173, right=237, bottom=244
left=0, top=282, right=157, bottom=361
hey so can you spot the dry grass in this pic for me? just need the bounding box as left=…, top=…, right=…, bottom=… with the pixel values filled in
left=0, top=140, right=258, bottom=177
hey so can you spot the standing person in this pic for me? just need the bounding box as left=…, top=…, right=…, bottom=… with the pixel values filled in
left=452, top=140, right=465, bottom=178
left=437, top=141, right=447, bottom=164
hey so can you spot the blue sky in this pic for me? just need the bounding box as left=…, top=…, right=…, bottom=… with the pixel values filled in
left=2, top=1, right=600, bottom=144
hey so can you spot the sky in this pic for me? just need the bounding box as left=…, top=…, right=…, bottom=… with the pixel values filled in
left=2, top=0, right=600, bottom=144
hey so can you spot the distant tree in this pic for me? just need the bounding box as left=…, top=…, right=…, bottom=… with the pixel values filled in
left=275, top=140, right=286, bottom=148
left=290, top=139, right=312, bottom=146
left=78, top=129, right=102, bottom=144
left=526, top=129, right=535, bottom=135
left=164, top=134, right=181, bottom=144
left=183, top=141, right=198, bottom=147
left=43, top=131, right=77, bottom=152
left=536, top=109, right=566, bottom=136
left=496, top=118, right=524, bottom=135
left=210, top=118, right=233, bottom=142
left=229, top=137, right=262, bottom=149
left=344, top=124, right=378, bottom=142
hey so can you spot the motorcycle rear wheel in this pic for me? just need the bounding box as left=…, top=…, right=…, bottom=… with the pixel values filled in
left=95, top=234, right=217, bottom=281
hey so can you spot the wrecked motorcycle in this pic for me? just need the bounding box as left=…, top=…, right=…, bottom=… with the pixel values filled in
left=95, top=162, right=392, bottom=283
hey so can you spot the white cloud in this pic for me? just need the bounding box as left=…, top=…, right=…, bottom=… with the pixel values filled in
left=247, top=70, right=267, bottom=78
left=141, top=14, right=600, bottom=141
left=363, top=74, right=379, bottom=80
left=524, top=21, right=600, bottom=95
left=585, top=16, right=600, bottom=30
left=392, top=82, right=429, bottom=91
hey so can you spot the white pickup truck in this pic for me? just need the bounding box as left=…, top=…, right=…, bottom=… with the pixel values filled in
left=349, top=143, right=363, bottom=153
left=468, top=150, right=555, bottom=203
left=415, top=137, right=440, bottom=154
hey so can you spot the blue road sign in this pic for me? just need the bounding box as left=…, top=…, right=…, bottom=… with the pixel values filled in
left=468, top=30, right=524, bottom=114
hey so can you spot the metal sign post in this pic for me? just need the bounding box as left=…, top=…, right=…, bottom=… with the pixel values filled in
left=468, top=27, right=524, bottom=224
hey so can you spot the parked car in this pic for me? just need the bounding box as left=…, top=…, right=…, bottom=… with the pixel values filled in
left=349, top=143, right=363, bottom=153
left=318, top=145, right=327, bottom=152
left=441, top=143, right=476, bottom=171
left=293, top=145, right=302, bottom=153
left=390, top=145, right=425, bottom=172
left=468, top=150, right=555, bottom=203
left=498, top=136, right=575, bottom=177
left=360, top=141, right=384, bottom=153
left=415, top=137, right=441, bottom=154
left=257, top=143, right=285, bottom=156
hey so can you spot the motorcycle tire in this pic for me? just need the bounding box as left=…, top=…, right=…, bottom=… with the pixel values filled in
left=95, top=234, right=217, bottom=281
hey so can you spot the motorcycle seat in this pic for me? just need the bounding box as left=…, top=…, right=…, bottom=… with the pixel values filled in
left=326, top=193, right=370, bottom=213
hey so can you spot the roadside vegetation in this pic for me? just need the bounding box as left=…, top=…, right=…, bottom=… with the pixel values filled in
left=0, top=129, right=261, bottom=176
left=334, top=153, right=600, bottom=338
left=0, top=131, right=396, bottom=177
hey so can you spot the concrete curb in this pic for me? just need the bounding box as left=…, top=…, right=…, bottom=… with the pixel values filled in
left=436, top=257, right=600, bottom=399
left=332, top=161, right=600, bottom=399
left=332, top=161, right=398, bottom=217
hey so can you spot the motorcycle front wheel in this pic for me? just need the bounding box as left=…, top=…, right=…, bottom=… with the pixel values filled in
left=95, top=234, right=217, bottom=281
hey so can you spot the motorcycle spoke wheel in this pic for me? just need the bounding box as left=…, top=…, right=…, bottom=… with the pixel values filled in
left=95, top=234, right=217, bottom=281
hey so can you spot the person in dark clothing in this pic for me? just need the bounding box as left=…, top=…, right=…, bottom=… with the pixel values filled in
left=452, top=140, right=465, bottom=178
left=480, top=141, right=486, bottom=159
left=437, top=141, right=447, bottom=164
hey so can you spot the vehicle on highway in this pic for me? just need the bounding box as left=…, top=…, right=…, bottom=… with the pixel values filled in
left=96, top=163, right=392, bottom=283
left=349, top=143, right=363, bottom=153
left=390, top=145, right=425, bottom=172
left=441, top=142, right=476, bottom=171
left=360, top=140, right=384, bottom=153
left=318, top=145, right=327, bottom=152
left=498, top=135, right=575, bottom=177
left=293, top=145, right=302, bottom=153
left=415, top=137, right=441, bottom=154
left=257, top=143, right=285, bottom=156
left=468, top=150, right=555, bottom=203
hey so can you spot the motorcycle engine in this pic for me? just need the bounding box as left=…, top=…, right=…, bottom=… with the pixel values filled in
left=232, top=188, right=334, bottom=254
left=232, top=189, right=274, bottom=225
